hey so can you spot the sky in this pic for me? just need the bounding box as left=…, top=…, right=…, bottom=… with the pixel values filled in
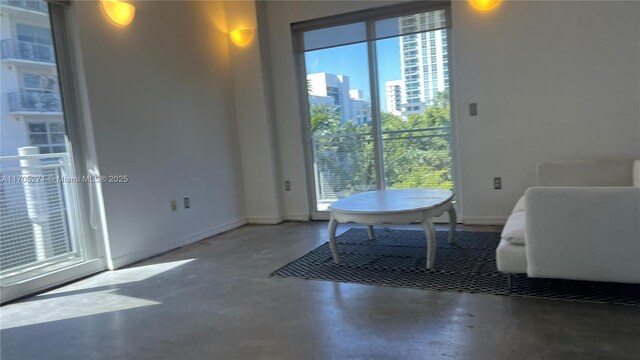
left=304, top=37, right=401, bottom=112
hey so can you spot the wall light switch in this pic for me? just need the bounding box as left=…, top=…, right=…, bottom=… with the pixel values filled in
left=184, top=197, right=191, bottom=209
left=285, top=180, right=291, bottom=191
left=170, top=200, right=177, bottom=211
left=469, top=103, right=478, bottom=116
left=493, top=177, right=502, bottom=190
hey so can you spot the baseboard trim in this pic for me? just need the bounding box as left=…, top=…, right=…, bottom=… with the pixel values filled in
left=110, top=218, right=247, bottom=269
left=463, top=216, right=507, bottom=225
left=246, top=216, right=284, bottom=224
left=284, top=214, right=310, bottom=221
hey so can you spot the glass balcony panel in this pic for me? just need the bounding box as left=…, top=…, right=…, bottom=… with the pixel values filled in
left=8, top=92, right=62, bottom=113
left=1, top=39, right=55, bottom=63
left=0, top=0, right=48, bottom=13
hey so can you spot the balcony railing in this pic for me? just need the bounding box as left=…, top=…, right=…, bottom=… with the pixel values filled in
left=8, top=92, right=62, bottom=113
left=0, top=151, right=77, bottom=279
left=0, top=0, right=48, bottom=13
left=1, top=39, right=55, bottom=63
left=312, top=131, right=376, bottom=204
left=312, top=126, right=452, bottom=205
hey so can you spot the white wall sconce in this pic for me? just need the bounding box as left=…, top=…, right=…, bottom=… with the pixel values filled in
left=229, top=28, right=255, bottom=47
left=101, top=0, right=136, bottom=26
left=469, top=0, right=503, bottom=12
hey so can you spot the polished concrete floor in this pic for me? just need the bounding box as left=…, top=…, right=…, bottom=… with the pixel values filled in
left=1, top=222, right=639, bottom=360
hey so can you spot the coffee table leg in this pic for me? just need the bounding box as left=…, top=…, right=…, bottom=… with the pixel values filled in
left=328, top=213, right=340, bottom=264
left=421, top=218, right=436, bottom=269
left=367, top=225, right=375, bottom=240
left=448, top=205, right=457, bottom=244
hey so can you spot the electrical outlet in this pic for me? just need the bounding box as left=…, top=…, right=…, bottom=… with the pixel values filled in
left=184, top=197, right=190, bottom=209
left=170, top=200, right=177, bottom=211
left=493, top=177, right=502, bottom=190
left=469, top=103, right=478, bottom=116
left=285, top=180, right=291, bottom=191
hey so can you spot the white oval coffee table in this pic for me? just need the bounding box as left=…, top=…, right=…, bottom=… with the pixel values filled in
left=327, top=188, right=456, bottom=269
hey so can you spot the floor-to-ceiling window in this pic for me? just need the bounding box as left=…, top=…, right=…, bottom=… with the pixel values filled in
left=0, top=0, right=104, bottom=302
left=294, top=2, right=456, bottom=217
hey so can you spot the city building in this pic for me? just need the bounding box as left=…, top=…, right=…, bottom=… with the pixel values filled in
left=400, top=10, right=448, bottom=107
left=348, top=89, right=371, bottom=125
left=0, top=0, right=64, bottom=157
left=0, top=1, right=69, bottom=272
left=306, top=72, right=370, bottom=125
left=384, top=10, right=449, bottom=117
left=385, top=79, right=405, bottom=116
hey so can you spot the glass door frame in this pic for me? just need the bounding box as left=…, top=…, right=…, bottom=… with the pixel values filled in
left=1, top=1, right=107, bottom=303
left=292, top=1, right=461, bottom=220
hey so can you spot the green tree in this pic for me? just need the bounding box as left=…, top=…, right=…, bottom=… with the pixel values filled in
left=310, top=90, right=453, bottom=199
left=311, top=104, right=375, bottom=197
left=310, top=104, right=340, bottom=136
left=386, top=91, right=452, bottom=189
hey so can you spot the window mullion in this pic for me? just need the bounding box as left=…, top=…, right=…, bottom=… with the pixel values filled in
left=366, top=20, right=385, bottom=190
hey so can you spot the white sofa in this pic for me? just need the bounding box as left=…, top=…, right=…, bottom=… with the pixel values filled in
left=497, top=159, right=640, bottom=289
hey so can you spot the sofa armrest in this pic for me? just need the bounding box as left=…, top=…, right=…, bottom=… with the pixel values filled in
left=525, top=186, right=640, bottom=283
left=536, top=159, right=634, bottom=187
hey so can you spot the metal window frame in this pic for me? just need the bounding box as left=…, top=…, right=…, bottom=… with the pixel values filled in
left=292, top=1, right=458, bottom=220
left=48, top=0, right=106, bottom=269
left=291, top=1, right=450, bottom=33
left=293, top=2, right=451, bottom=53
left=1, top=0, right=107, bottom=304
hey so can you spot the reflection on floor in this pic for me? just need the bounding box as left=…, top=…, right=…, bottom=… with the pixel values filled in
left=1, top=222, right=639, bottom=360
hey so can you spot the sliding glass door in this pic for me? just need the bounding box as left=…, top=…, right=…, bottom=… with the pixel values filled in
left=0, top=0, right=104, bottom=302
left=376, top=12, right=454, bottom=191
left=304, top=37, right=376, bottom=211
left=295, top=4, right=455, bottom=217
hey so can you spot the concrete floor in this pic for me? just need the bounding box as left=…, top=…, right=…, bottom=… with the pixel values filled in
left=1, top=222, right=639, bottom=360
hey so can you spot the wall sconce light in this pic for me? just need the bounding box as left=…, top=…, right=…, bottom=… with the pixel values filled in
left=229, top=28, right=255, bottom=47
left=469, top=0, right=503, bottom=12
left=101, top=0, right=136, bottom=26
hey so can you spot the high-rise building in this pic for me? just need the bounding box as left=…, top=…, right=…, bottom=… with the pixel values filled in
left=384, top=11, right=448, bottom=117
left=348, top=89, right=371, bottom=125
left=0, top=1, right=64, bottom=157
left=400, top=11, right=448, bottom=107
left=0, top=1, right=69, bottom=271
left=307, top=72, right=370, bottom=125
left=385, top=80, right=405, bottom=116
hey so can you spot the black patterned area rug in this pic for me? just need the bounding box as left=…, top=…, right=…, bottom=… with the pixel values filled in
left=270, top=228, right=640, bottom=306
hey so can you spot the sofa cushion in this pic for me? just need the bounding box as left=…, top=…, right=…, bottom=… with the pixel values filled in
left=634, top=160, right=640, bottom=187
left=512, top=195, right=525, bottom=213
left=496, top=239, right=527, bottom=273
left=501, top=212, right=526, bottom=245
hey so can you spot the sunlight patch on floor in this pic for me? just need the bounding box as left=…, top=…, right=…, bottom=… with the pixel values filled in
left=0, top=259, right=196, bottom=330
left=0, top=289, right=160, bottom=330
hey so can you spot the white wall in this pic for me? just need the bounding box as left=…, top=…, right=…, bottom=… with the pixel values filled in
left=73, top=1, right=246, bottom=266
left=451, top=0, right=640, bottom=223
left=260, top=0, right=640, bottom=224
left=224, top=0, right=284, bottom=224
